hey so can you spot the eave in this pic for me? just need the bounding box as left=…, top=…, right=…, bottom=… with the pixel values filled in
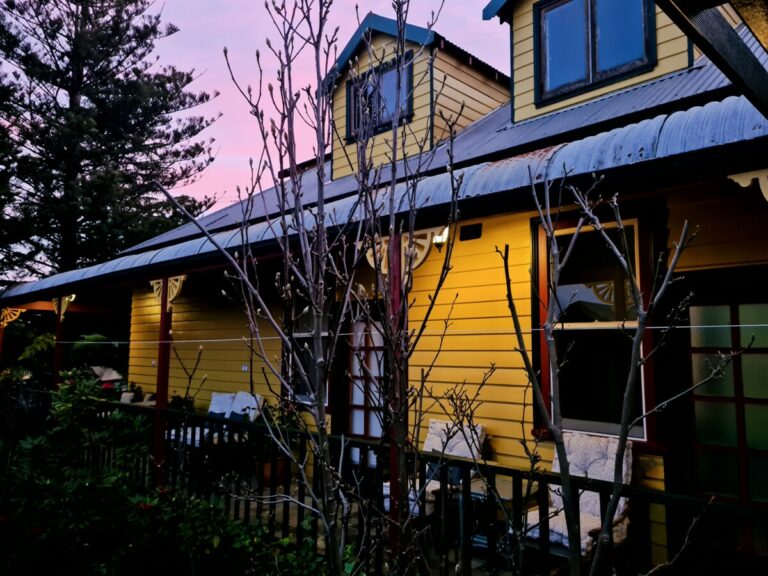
left=3, top=94, right=767, bottom=307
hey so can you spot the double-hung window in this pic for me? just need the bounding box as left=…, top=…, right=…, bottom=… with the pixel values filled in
left=535, top=0, right=655, bottom=103
left=547, top=221, right=645, bottom=438
left=346, top=53, right=413, bottom=140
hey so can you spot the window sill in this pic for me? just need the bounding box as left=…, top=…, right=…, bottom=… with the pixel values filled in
left=535, top=60, right=656, bottom=109
left=345, top=115, right=414, bottom=145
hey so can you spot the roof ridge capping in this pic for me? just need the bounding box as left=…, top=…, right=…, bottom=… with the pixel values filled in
left=322, top=12, right=436, bottom=92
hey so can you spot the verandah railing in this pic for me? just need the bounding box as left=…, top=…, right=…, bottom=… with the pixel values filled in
left=8, top=396, right=767, bottom=575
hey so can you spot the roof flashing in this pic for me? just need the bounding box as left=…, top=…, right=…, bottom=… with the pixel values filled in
left=483, top=0, right=511, bottom=22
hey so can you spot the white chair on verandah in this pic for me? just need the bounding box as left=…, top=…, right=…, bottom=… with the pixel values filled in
left=383, top=418, right=487, bottom=516
left=526, top=431, right=633, bottom=557
left=169, top=391, right=264, bottom=447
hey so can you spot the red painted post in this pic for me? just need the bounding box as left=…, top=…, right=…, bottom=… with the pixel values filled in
left=153, top=278, right=172, bottom=485
left=0, top=323, right=5, bottom=367
left=53, top=297, right=64, bottom=386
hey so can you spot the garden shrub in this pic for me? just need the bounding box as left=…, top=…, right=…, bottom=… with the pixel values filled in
left=0, top=371, right=325, bottom=576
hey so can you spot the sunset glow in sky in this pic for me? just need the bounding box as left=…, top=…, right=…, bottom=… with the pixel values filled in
left=159, top=1, right=509, bottom=207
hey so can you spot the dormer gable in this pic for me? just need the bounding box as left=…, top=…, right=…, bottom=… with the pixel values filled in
left=326, top=13, right=510, bottom=181
left=484, top=0, right=692, bottom=122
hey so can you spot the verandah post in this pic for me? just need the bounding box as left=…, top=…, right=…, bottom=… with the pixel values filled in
left=53, top=297, right=65, bottom=386
left=153, top=277, right=172, bottom=485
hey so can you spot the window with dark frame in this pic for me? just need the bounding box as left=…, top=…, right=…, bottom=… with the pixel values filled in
left=346, top=53, right=413, bottom=141
left=690, top=303, right=768, bottom=505
left=545, top=222, right=646, bottom=438
left=346, top=319, right=385, bottom=467
left=681, top=267, right=768, bottom=555
left=535, top=0, right=655, bottom=104
left=348, top=320, right=385, bottom=440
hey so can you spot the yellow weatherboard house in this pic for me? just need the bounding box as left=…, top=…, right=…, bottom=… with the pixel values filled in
left=2, top=2, right=768, bottom=570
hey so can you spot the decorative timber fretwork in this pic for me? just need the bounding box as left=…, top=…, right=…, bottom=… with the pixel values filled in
left=728, top=169, right=768, bottom=202
left=363, top=227, right=443, bottom=276
left=0, top=308, right=24, bottom=328
left=52, top=295, right=76, bottom=321
left=585, top=281, right=616, bottom=306
left=150, top=275, right=187, bottom=310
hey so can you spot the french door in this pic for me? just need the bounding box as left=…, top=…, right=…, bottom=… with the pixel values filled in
left=688, top=268, right=768, bottom=555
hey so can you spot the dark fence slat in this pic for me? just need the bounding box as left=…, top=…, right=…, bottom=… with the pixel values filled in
left=85, top=402, right=768, bottom=574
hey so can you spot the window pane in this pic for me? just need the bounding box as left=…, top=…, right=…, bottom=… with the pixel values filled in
left=351, top=380, right=364, bottom=405
left=350, top=352, right=362, bottom=378
left=739, top=304, right=768, bottom=348
left=369, top=322, right=384, bottom=347
left=369, top=383, right=382, bottom=408
left=557, top=328, right=642, bottom=433
left=595, top=0, right=646, bottom=73
left=753, top=520, right=768, bottom=554
left=543, top=0, right=587, bottom=91
left=368, top=350, right=383, bottom=377
left=351, top=321, right=366, bottom=348
left=745, top=404, right=768, bottom=450
left=695, top=401, right=737, bottom=447
left=351, top=409, right=365, bottom=435
left=750, top=455, right=768, bottom=503
left=743, top=355, right=768, bottom=399
left=379, top=68, right=400, bottom=123
left=556, top=226, right=637, bottom=322
left=692, top=353, right=734, bottom=397
left=368, top=411, right=383, bottom=437
left=697, top=449, right=739, bottom=496
left=690, top=306, right=731, bottom=348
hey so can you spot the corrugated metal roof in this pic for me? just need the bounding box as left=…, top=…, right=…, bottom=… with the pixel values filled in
left=322, top=12, right=508, bottom=93
left=124, top=161, right=337, bottom=254
left=322, top=12, right=436, bottom=92
left=124, top=28, right=763, bottom=256
left=4, top=92, right=767, bottom=305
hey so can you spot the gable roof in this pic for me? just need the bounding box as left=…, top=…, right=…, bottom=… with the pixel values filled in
left=3, top=90, right=767, bottom=305
left=119, top=26, right=763, bottom=257
left=322, top=12, right=508, bottom=92
left=482, top=0, right=510, bottom=22
left=3, top=29, right=768, bottom=305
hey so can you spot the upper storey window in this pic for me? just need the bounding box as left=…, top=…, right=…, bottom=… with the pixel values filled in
left=346, top=54, right=413, bottom=141
left=535, top=0, right=655, bottom=104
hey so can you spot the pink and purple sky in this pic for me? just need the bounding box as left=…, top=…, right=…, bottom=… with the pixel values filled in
left=158, top=1, right=509, bottom=207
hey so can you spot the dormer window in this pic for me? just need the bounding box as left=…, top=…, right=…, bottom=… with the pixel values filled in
left=346, top=53, right=413, bottom=141
left=535, top=0, right=655, bottom=104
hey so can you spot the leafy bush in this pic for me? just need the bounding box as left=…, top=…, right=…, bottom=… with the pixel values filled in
left=0, top=371, right=326, bottom=575
left=16, top=332, right=55, bottom=388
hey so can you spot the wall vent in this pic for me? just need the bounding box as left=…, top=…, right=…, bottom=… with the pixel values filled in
left=459, top=223, right=482, bottom=241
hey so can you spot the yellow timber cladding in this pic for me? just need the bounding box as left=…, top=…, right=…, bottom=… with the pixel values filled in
left=408, top=212, right=537, bottom=469
left=331, top=34, right=509, bottom=180
left=128, top=282, right=278, bottom=407
left=667, top=181, right=768, bottom=271
left=511, top=2, right=690, bottom=121
left=126, top=212, right=539, bottom=468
